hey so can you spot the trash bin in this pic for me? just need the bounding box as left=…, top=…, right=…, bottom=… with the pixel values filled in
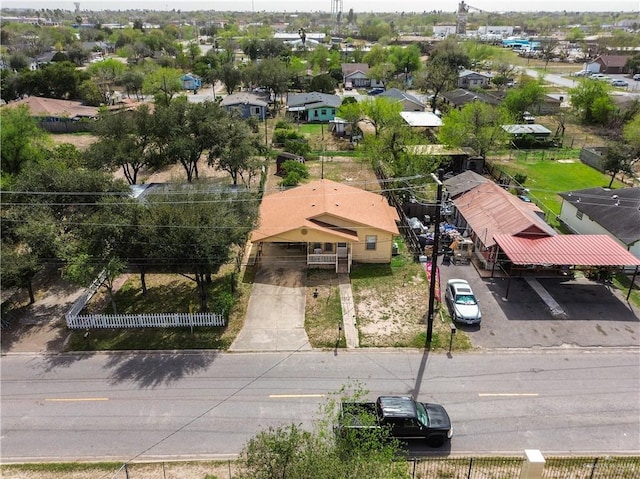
left=392, top=242, right=399, bottom=256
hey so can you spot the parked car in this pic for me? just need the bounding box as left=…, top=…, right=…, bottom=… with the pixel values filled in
left=611, top=79, right=629, bottom=87
left=633, top=74, right=640, bottom=81
left=571, top=70, right=591, bottom=77
left=367, top=87, right=385, bottom=96
left=344, top=81, right=353, bottom=91
left=591, top=74, right=611, bottom=82
left=337, top=396, right=453, bottom=448
left=445, top=279, right=482, bottom=325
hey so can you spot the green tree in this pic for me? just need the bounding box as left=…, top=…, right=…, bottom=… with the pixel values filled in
left=218, top=62, right=243, bottom=95
left=87, top=104, right=158, bottom=185
left=142, top=67, right=183, bottom=107
left=363, top=44, right=389, bottom=67
left=388, top=44, right=421, bottom=76
left=86, top=57, right=127, bottom=104
left=361, top=96, right=403, bottom=138
left=209, top=117, right=262, bottom=186
left=0, top=244, right=40, bottom=304
left=439, top=102, right=510, bottom=158
left=625, top=53, right=640, bottom=74
left=236, top=383, right=407, bottom=479
left=309, top=74, right=337, bottom=94
left=120, top=69, right=145, bottom=99
left=623, top=112, right=640, bottom=154
left=337, top=100, right=365, bottom=138
left=145, top=186, right=258, bottom=311
left=501, top=78, right=545, bottom=121
left=569, top=79, right=614, bottom=125
left=258, top=58, right=292, bottom=103
left=0, top=105, right=48, bottom=177
left=414, top=57, right=458, bottom=112
left=280, top=159, right=310, bottom=187
left=78, top=79, right=103, bottom=106
left=155, top=99, right=224, bottom=182
left=602, top=143, right=637, bottom=188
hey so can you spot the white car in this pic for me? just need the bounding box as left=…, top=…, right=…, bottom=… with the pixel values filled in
left=445, top=279, right=482, bottom=325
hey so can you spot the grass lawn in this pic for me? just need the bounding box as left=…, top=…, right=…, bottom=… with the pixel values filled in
left=296, top=123, right=325, bottom=136
left=491, top=157, right=624, bottom=220
left=67, top=263, right=252, bottom=352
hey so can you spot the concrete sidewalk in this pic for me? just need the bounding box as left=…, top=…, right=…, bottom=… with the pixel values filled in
left=338, top=274, right=359, bottom=348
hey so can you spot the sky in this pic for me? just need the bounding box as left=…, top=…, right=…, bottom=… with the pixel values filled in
left=2, top=0, right=639, bottom=13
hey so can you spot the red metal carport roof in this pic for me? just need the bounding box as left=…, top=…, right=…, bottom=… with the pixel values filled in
left=494, top=234, right=640, bottom=266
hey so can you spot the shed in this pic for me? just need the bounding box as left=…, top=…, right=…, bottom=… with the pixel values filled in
left=276, top=152, right=306, bottom=176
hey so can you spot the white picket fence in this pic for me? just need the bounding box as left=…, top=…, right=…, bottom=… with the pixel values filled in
left=66, top=312, right=226, bottom=329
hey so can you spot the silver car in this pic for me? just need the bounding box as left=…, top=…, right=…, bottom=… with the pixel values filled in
left=445, top=279, right=482, bottom=325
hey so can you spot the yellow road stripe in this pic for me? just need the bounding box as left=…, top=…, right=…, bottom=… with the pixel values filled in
left=45, top=398, right=109, bottom=402
left=269, top=394, right=325, bottom=398
left=478, top=393, right=539, bottom=397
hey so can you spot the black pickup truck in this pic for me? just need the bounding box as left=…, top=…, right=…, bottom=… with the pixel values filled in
left=338, top=395, right=453, bottom=448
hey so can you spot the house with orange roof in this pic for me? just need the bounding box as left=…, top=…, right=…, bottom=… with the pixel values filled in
left=250, top=179, right=400, bottom=272
left=2, top=96, right=99, bottom=132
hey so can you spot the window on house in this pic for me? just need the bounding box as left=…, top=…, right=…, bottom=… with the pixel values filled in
left=324, top=243, right=333, bottom=252
left=576, top=211, right=583, bottom=220
left=314, top=110, right=319, bottom=117
left=365, top=235, right=377, bottom=250
left=254, top=107, right=260, bottom=114
left=321, top=109, right=327, bottom=116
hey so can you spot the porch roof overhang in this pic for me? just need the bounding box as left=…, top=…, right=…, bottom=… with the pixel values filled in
left=494, top=234, right=640, bottom=267
left=252, top=221, right=359, bottom=243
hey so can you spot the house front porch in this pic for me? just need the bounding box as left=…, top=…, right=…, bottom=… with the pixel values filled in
left=249, top=242, right=352, bottom=273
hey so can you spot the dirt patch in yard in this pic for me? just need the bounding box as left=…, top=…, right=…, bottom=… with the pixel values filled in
left=50, top=133, right=99, bottom=151
left=355, top=270, right=429, bottom=347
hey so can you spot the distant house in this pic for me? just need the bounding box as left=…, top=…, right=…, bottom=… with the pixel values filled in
left=501, top=124, right=553, bottom=147
left=441, top=88, right=501, bottom=109
left=558, top=186, right=640, bottom=260
left=287, top=92, right=341, bottom=122
left=457, top=69, right=492, bottom=89
left=220, top=92, right=268, bottom=120
left=181, top=73, right=202, bottom=92
left=2, top=96, right=98, bottom=132
left=379, top=88, right=424, bottom=111
left=590, top=55, right=630, bottom=74
left=341, top=63, right=383, bottom=88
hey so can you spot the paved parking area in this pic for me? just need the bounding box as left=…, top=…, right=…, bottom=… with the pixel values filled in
left=438, top=259, right=640, bottom=349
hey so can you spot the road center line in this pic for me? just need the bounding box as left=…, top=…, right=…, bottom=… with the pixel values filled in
left=269, top=394, right=325, bottom=398
left=478, top=393, right=539, bottom=397
left=45, top=398, right=109, bottom=402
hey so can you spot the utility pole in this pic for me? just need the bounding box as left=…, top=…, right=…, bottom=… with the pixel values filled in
left=427, top=169, right=444, bottom=343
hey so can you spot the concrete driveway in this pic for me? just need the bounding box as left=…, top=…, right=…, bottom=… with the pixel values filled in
left=438, top=259, right=640, bottom=349
left=230, top=245, right=311, bottom=352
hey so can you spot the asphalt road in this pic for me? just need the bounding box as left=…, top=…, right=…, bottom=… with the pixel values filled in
left=1, top=350, right=638, bottom=463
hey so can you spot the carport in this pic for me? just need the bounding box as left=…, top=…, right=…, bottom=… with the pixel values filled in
left=493, top=234, right=640, bottom=300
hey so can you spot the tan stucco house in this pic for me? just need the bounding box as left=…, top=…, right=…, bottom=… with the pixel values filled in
left=250, top=179, right=400, bottom=272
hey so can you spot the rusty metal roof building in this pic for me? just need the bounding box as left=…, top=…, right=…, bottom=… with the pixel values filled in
left=443, top=170, right=488, bottom=199
left=494, top=234, right=640, bottom=267
left=453, top=181, right=556, bottom=248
